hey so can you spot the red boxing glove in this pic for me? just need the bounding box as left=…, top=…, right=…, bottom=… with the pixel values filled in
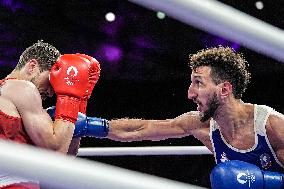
left=76, top=53, right=101, bottom=114
left=49, top=54, right=89, bottom=123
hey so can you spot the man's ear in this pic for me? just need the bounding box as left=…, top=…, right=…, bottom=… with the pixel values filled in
left=219, top=81, right=233, bottom=99
left=25, top=59, right=39, bottom=74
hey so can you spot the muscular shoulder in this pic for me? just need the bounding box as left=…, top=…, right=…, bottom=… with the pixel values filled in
left=2, top=80, right=37, bottom=96
left=266, top=110, right=284, bottom=149
left=1, top=80, right=41, bottom=108
left=267, top=110, right=284, bottom=129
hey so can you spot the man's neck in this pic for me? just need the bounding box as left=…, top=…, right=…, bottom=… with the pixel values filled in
left=213, top=99, right=252, bottom=140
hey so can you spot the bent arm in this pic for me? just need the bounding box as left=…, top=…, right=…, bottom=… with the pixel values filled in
left=2, top=81, right=74, bottom=154
left=108, top=111, right=208, bottom=142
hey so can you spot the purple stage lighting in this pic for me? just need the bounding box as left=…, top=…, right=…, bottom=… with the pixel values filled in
left=100, top=16, right=124, bottom=37
left=0, top=47, right=18, bottom=57
left=0, top=59, right=16, bottom=67
left=97, top=44, right=123, bottom=63
left=0, top=0, right=25, bottom=12
left=201, top=34, right=240, bottom=51
left=132, top=36, right=156, bottom=49
left=0, top=31, right=16, bottom=41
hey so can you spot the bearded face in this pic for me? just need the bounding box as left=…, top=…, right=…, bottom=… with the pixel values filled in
left=200, top=92, right=220, bottom=122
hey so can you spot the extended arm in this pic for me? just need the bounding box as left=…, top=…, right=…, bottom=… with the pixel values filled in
left=48, top=109, right=211, bottom=148
left=107, top=111, right=209, bottom=142
left=108, top=118, right=188, bottom=141
left=46, top=106, right=190, bottom=141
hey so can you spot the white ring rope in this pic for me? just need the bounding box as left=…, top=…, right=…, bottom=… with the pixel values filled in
left=0, top=140, right=206, bottom=189
left=78, top=146, right=212, bottom=156
left=129, top=0, right=284, bottom=63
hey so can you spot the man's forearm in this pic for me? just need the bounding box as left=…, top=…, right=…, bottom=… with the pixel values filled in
left=107, top=118, right=149, bottom=141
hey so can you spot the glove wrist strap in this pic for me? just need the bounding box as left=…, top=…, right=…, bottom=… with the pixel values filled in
left=79, top=98, right=88, bottom=114
left=55, top=95, right=80, bottom=123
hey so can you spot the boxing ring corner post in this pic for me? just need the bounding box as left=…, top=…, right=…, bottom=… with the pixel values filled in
left=0, top=140, right=207, bottom=189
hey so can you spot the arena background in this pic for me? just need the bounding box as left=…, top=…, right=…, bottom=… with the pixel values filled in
left=0, top=0, right=284, bottom=187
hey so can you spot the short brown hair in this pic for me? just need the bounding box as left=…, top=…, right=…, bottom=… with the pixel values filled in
left=189, top=46, right=251, bottom=99
left=16, top=40, right=61, bottom=72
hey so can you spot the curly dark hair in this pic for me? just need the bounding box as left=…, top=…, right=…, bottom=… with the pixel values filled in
left=15, top=40, right=61, bottom=72
left=189, top=46, right=251, bottom=99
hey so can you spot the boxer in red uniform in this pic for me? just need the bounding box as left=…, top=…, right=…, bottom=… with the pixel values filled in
left=0, top=40, right=100, bottom=189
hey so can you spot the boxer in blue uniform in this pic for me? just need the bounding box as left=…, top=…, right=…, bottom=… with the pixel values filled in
left=55, top=46, right=284, bottom=188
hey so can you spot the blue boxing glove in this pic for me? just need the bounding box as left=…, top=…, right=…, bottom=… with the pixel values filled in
left=46, top=106, right=109, bottom=138
left=210, top=160, right=284, bottom=189
left=75, top=112, right=109, bottom=138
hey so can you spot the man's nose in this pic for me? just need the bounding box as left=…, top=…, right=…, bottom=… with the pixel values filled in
left=188, top=85, right=197, bottom=100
